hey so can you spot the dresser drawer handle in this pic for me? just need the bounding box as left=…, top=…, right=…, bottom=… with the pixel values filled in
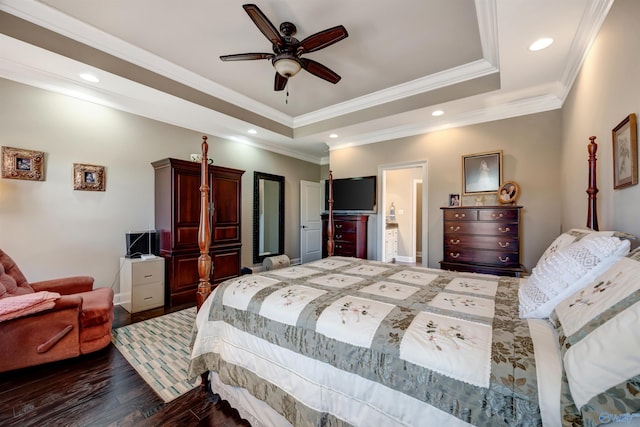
left=449, top=226, right=461, bottom=232
left=454, top=213, right=466, bottom=219
left=498, top=227, right=510, bottom=233
left=336, top=224, right=343, bottom=229
left=492, top=213, right=504, bottom=219
left=335, top=234, right=343, bottom=239
left=449, top=252, right=460, bottom=258
left=498, top=241, right=510, bottom=248
left=498, top=256, right=510, bottom=263
left=336, top=244, right=342, bottom=249
left=449, top=239, right=460, bottom=245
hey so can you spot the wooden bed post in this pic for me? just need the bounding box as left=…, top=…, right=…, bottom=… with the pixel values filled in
left=327, top=170, right=334, bottom=257
left=586, top=136, right=599, bottom=231
left=196, top=136, right=212, bottom=391
left=197, top=136, right=212, bottom=310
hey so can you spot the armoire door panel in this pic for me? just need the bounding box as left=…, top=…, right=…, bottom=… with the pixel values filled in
left=212, top=249, right=241, bottom=284
left=175, top=173, right=201, bottom=224
left=214, top=178, right=240, bottom=225
left=213, top=226, right=240, bottom=242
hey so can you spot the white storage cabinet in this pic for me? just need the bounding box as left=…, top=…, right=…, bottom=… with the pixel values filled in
left=120, top=257, right=165, bottom=313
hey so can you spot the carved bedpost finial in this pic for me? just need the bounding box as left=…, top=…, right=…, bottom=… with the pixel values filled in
left=197, top=135, right=213, bottom=310
left=586, top=136, right=599, bottom=231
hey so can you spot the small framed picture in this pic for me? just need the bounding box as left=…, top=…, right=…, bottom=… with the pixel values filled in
left=612, top=113, right=638, bottom=189
left=448, top=193, right=460, bottom=207
left=498, top=181, right=519, bottom=205
left=1, top=146, right=45, bottom=181
left=462, top=150, right=503, bottom=195
left=73, top=163, right=106, bottom=191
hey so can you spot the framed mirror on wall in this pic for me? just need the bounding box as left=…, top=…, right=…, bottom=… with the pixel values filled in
left=253, top=172, right=285, bottom=264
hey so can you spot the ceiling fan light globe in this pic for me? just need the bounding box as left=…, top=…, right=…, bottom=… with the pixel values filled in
left=274, top=58, right=301, bottom=78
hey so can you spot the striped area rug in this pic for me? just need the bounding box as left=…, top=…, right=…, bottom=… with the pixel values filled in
left=111, top=307, right=201, bottom=402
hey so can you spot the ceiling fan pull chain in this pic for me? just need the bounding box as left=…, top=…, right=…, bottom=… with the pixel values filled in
left=286, top=81, right=290, bottom=104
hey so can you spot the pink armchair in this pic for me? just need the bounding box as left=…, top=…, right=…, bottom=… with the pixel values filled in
left=0, top=249, right=114, bottom=372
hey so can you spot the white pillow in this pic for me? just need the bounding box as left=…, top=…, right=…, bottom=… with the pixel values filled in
left=519, top=234, right=630, bottom=318
left=536, top=228, right=635, bottom=268
left=550, top=247, right=640, bottom=424
left=537, top=228, right=596, bottom=265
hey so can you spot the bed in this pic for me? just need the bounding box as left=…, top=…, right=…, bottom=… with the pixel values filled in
left=188, top=136, right=640, bottom=427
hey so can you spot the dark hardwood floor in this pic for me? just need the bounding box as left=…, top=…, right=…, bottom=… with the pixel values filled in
left=0, top=303, right=251, bottom=427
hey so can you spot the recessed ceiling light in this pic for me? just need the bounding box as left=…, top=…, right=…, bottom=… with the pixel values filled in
left=79, top=73, right=99, bottom=83
left=248, top=129, right=257, bottom=134
left=432, top=110, right=444, bottom=117
left=329, top=133, right=338, bottom=139
left=529, top=38, right=553, bottom=51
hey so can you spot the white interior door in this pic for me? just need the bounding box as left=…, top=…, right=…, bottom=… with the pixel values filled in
left=300, top=180, right=322, bottom=264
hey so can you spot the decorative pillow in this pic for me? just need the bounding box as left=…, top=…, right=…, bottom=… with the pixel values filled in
left=537, top=228, right=635, bottom=267
left=537, top=229, right=596, bottom=265
left=519, top=234, right=630, bottom=318
left=550, top=247, right=640, bottom=426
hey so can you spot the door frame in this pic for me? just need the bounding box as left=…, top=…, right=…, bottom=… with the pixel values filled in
left=378, top=161, right=429, bottom=266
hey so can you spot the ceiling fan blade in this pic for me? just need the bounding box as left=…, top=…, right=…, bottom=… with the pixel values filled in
left=220, top=53, right=274, bottom=61
left=299, top=58, right=341, bottom=84
left=274, top=72, right=288, bottom=91
left=243, top=4, right=283, bottom=47
left=298, top=25, right=348, bottom=54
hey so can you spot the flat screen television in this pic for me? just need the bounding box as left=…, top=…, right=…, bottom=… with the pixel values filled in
left=325, top=176, right=377, bottom=213
left=125, top=230, right=159, bottom=258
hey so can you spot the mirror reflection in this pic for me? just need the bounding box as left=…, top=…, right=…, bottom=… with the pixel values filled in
left=253, top=172, right=284, bottom=264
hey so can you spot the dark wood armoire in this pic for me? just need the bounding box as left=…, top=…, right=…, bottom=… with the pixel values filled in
left=152, top=158, right=244, bottom=307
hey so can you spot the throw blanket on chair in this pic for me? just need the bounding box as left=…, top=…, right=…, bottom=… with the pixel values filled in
left=0, top=291, right=60, bottom=322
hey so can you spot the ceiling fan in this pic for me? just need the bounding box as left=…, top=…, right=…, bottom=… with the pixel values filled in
left=220, top=4, right=348, bottom=91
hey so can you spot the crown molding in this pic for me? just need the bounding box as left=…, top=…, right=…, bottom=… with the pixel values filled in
left=475, top=0, right=499, bottom=67
left=558, top=0, right=614, bottom=101
left=328, top=93, right=563, bottom=151
left=294, top=59, right=498, bottom=127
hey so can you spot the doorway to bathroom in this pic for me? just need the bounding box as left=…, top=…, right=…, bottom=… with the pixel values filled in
left=378, top=161, right=428, bottom=266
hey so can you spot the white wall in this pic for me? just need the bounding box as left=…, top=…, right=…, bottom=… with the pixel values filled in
left=561, top=0, right=640, bottom=239
left=0, top=78, right=321, bottom=294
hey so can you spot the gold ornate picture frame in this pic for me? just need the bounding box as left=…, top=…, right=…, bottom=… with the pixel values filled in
left=612, top=113, right=638, bottom=189
left=498, top=180, right=520, bottom=205
left=1, top=146, right=45, bottom=181
left=73, top=163, right=106, bottom=191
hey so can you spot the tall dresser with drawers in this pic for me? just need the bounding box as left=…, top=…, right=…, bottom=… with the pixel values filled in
left=440, top=206, right=524, bottom=277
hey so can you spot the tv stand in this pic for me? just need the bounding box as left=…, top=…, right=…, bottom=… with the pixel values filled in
left=321, top=213, right=368, bottom=259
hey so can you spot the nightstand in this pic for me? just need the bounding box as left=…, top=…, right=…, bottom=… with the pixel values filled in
left=120, top=257, right=165, bottom=313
